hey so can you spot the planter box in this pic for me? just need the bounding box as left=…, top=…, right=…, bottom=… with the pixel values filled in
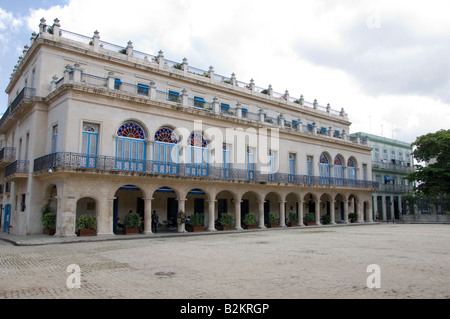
left=267, top=223, right=279, bottom=228
left=305, top=222, right=316, bottom=226
left=188, top=225, right=204, bottom=232
left=43, top=228, right=56, bottom=236
left=77, top=229, right=96, bottom=236
left=124, top=227, right=139, bottom=235
left=243, top=225, right=257, bottom=229
left=219, top=225, right=234, bottom=231
left=287, top=222, right=298, bottom=227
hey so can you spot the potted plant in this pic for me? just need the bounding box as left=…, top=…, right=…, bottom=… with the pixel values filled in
left=218, top=213, right=234, bottom=231
left=321, top=214, right=331, bottom=225
left=288, top=212, right=298, bottom=227
left=41, top=206, right=56, bottom=235
left=76, top=214, right=97, bottom=236
left=124, top=212, right=141, bottom=234
left=188, top=213, right=204, bottom=232
left=267, top=212, right=279, bottom=228
left=243, top=213, right=257, bottom=229
left=172, top=63, right=183, bottom=70
left=348, top=213, right=357, bottom=223
left=305, top=212, right=316, bottom=226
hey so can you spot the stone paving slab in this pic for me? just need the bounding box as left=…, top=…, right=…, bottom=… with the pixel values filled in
left=0, top=223, right=449, bottom=300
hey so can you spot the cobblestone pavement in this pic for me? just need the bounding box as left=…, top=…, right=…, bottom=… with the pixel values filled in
left=0, top=224, right=449, bottom=299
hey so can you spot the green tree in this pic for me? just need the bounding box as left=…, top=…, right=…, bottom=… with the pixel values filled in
left=406, top=129, right=450, bottom=197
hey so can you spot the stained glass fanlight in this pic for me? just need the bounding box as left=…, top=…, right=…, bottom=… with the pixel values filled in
left=334, top=155, right=343, bottom=166
left=117, top=121, right=145, bottom=139
left=188, top=133, right=207, bottom=148
left=320, top=153, right=329, bottom=164
left=154, top=127, right=178, bottom=144
left=83, top=124, right=98, bottom=133
left=347, top=157, right=356, bottom=167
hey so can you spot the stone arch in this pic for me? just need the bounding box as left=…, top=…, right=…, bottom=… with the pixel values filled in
left=75, top=196, right=98, bottom=232
left=334, top=193, right=347, bottom=223
left=152, top=186, right=181, bottom=229
left=215, top=189, right=238, bottom=228
left=264, top=191, right=283, bottom=225
left=241, top=190, right=262, bottom=226
left=286, top=192, right=301, bottom=226
left=319, top=193, right=332, bottom=223
left=113, top=184, right=145, bottom=234
left=186, top=188, right=208, bottom=214
left=303, top=192, right=319, bottom=225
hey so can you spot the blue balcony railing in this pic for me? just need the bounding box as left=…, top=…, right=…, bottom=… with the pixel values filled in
left=33, top=152, right=379, bottom=189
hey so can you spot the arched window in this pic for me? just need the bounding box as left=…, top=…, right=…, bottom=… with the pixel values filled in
left=186, top=132, right=208, bottom=176
left=319, top=153, right=330, bottom=185
left=334, top=155, right=344, bottom=186
left=117, top=121, right=145, bottom=139
left=153, top=127, right=179, bottom=174
left=154, top=127, right=178, bottom=144
left=374, top=147, right=380, bottom=162
left=347, top=157, right=356, bottom=186
left=116, top=121, right=146, bottom=172
left=347, top=157, right=355, bottom=167
left=188, top=133, right=208, bottom=148
left=320, top=153, right=329, bottom=164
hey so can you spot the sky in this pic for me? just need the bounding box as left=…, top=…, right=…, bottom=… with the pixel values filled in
left=0, top=0, right=449, bottom=144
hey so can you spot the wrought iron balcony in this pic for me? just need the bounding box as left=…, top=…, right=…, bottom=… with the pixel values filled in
left=0, top=87, right=36, bottom=130
left=0, top=147, right=16, bottom=168
left=372, top=160, right=414, bottom=173
left=34, top=152, right=379, bottom=189
left=5, top=160, right=30, bottom=178
left=377, top=184, right=414, bottom=193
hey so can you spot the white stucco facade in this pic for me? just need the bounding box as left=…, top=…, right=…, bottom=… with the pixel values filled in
left=0, top=19, right=378, bottom=237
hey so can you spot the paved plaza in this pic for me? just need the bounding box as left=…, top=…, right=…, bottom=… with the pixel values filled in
left=0, top=223, right=449, bottom=299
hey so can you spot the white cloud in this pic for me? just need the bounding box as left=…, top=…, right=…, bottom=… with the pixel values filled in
left=22, top=0, right=450, bottom=144
left=0, top=8, right=24, bottom=53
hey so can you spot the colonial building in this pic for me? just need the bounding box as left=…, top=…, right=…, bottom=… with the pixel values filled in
left=350, top=132, right=414, bottom=221
left=0, top=18, right=378, bottom=237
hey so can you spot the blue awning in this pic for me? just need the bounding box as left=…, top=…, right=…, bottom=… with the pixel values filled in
left=384, top=176, right=393, bottom=181
left=194, top=96, right=205, bottom=102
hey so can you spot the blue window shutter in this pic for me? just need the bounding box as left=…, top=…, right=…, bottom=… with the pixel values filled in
left=114, top=78, right=122, bottom=90
left=138, top=84, right=149, bottom=95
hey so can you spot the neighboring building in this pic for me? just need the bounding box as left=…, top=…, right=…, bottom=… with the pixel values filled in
left=0, top=18, right=378, bottom=237
left=350, top=132, right=414, bottom=221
